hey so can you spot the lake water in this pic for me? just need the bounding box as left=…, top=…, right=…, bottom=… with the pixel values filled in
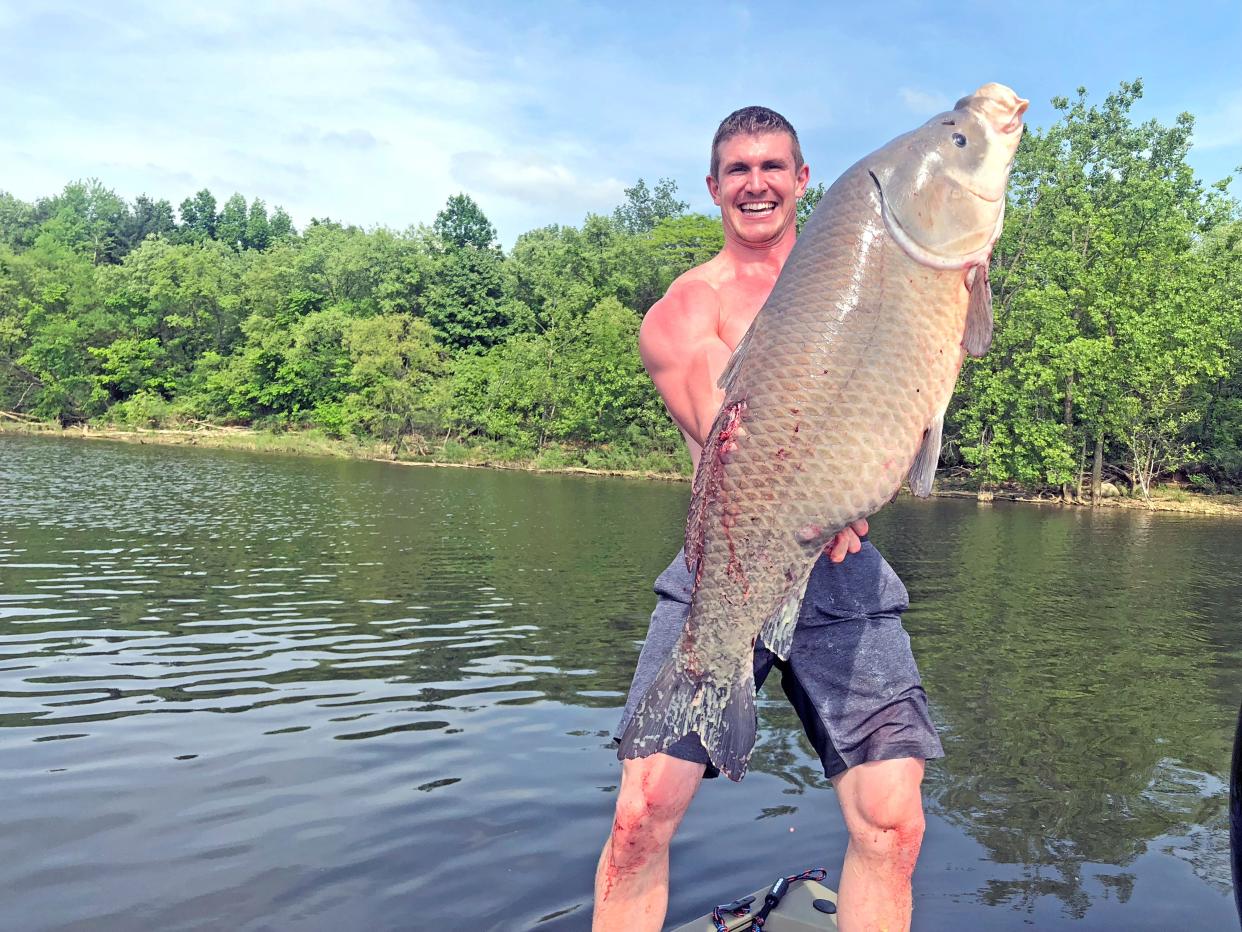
left=1, top=434, right=1238, bottom=930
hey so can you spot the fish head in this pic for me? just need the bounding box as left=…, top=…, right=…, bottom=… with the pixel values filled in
left=870, top=83, right=1028, bottom=266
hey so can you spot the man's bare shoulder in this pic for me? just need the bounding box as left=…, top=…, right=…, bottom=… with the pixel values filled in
left=642, top=257, right=728, bottom=341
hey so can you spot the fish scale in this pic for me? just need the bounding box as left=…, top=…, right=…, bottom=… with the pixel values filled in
left=620, top=84, right=1027, bottom=780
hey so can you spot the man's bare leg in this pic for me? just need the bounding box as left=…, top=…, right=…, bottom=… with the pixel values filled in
left=832, top=757, right=926, bottom=932
left=593, top=753, right=704, bottom=932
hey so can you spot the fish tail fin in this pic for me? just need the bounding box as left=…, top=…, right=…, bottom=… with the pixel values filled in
left=618, top=658, right=757, bottom=782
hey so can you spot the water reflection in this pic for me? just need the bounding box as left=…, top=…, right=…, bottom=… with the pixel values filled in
left=0, top=435, right=1237, bottom=929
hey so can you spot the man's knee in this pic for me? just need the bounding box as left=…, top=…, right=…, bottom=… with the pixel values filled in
left=836, top=758, right=926, bottom=873
left=849, top=796, right=925, bottom=871
left=606, top=757, right=701, bottom=870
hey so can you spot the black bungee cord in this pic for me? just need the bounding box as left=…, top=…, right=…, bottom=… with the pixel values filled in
left=710, top=867, right=829, bottom=931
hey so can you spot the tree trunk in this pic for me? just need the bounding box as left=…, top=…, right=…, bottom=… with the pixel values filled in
left=1091, top=434, right=1104, bottom=506
left=1074, top=435, right=1087, bottom=502
left=1062, top=372, right=1076, bottom=503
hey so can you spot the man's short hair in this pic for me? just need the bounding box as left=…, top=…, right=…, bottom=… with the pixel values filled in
left=710, top=106, right=804, bottom=179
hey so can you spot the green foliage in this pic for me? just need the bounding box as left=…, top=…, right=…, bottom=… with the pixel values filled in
left=433, top=193, right=497, bottom=250
left=178, top=189, right=218, bottom=242
left=125, top=195, right=177, bottom=251
left=269, top=206, right=295, bottom=243
left=218, top=194, right=248, bottom=251
left=649, top=214, right=723, bottom=272
left=246, top=199, right=271, bottom=251
left=90, top=336, right=169, bottom=400
left=612, top=178, right=688, bottom=234
left=104, top=388, right=180, bottom=428
left=0, top=85, right=1237, bottom=488
left=796, top=182, right=826, bottom=232
left=38, top=180, right=130, bottom=265
left=338, top=314, right=445, bottom=443
left=950, top=79, right=1241, bottom=494
left=425, top=241, right=507, bottom=350
left=0, top=192, right=39, bottom=249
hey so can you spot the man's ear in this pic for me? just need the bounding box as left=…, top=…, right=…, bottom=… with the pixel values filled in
left=794, top=163, right=810, bottom=199
left=706, top=173, right=722, bottom=206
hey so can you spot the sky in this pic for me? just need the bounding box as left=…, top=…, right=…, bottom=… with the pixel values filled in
left=2, top=0, right=1241, bottom=247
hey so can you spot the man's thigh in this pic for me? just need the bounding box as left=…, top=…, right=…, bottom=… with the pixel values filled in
left=772, top=544, right=944, bottom=777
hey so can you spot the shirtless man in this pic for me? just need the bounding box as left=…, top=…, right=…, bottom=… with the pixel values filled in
left=593, top=107, right=943, bottom=931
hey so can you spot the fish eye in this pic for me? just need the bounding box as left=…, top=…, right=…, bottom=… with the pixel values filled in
left=952, top=133, right=967, bottom=148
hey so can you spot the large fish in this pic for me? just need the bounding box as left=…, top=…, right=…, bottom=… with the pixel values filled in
left=619, top=83, right=1029, bottom=781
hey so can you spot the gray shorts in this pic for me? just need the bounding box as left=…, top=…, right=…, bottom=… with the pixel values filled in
left=614, top=538, right=943, bottom=779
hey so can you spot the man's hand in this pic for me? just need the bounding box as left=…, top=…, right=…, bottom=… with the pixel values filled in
left=824, top=518, right=868, bottom=563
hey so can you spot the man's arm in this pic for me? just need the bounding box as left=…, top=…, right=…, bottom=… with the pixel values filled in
left=638, top=280, right=731, bottom=448
left=639, top=280, right=867, bottom=562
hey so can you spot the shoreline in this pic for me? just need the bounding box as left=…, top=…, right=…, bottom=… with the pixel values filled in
left=0, top=419, right=691, bottom=484
left=4, top=420, right=1240, bottom=517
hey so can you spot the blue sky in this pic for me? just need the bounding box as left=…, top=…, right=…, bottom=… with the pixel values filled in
left=2, top=1, right=1240, bottom=246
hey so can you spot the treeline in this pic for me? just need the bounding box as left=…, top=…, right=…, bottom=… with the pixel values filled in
left=1, top=80, right=1240, bottom=494
left=0, top=175, right=719, bottom=473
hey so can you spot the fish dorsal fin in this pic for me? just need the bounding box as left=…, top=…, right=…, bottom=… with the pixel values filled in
left=964, top=263, right=994, bottom=357
left=717, top=319, right=758, bottom=393
left=907, top=412, right=944, bottom=498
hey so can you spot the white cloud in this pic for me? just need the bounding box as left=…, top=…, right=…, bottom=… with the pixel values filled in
left=898, top=87, right=952, bottom=116
left=451, top=151, right=625, bottom=211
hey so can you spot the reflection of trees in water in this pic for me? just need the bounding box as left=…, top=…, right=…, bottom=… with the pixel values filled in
left=870, top=500, right=1239, bottom=917
left=15, top=450, right=1238, bottom=920
left=1, top=459, right=690, bottom=731
left=748, top=702, right=832, bottom=798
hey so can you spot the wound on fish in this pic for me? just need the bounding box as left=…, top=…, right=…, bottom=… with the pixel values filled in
left=796, top=523, right=823, bottom=543
left=712, top=401, right=749, bottom=594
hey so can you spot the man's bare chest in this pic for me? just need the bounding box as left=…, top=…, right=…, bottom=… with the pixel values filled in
left=717, top=292, right=768, bottom=353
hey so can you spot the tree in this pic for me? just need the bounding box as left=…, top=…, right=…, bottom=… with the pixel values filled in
left=796, top=182, right=826, bottom=232
left=433, top=193, right=497, bottom=250
left=245, top=198, right=270, bottom=250
left=951, top=79, right=1238, bottom=499
left=649, top=214, right=723, bottom=274
left=37, top=180, right=130, bottom=265
left=217, top=194, right=248, bottom=250
left=612, top=177, right=687, bottom=234
left=425, top=245, right=508, bottom=351
left=0, top=192, right=38, bottom=249
left=294, top=224, right=429, bottom=316
left=269, top=206, right=296, bottom=243
left=424, top=195, right=508, bottom=351
left=8, top=234, right=111, bottom=420
left=339, top=314, right=445, bottom=446
left=102, top=236, right=246, bottom=396
left=178, top=189, right=218, bottom=241
left=124, top=195, right=177, bottom=251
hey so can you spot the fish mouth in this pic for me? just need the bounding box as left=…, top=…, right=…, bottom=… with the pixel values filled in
left=962, top=183, right=1005, bottom=203
left=868, top=170, right=1003, bottom=270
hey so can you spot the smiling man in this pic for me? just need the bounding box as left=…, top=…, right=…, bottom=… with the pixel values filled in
left=592, top=107, right=942, bottom=932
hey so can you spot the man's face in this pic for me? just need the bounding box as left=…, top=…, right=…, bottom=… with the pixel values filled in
left=707, top=131, right=810, bottom=246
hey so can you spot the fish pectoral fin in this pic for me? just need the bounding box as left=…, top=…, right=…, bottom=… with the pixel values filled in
left=759, top=569, right=813, bottom=661
left=963, top=263, right=994, bottom=357
left=717, top=319, right=757, bottom=393
left=907, top=413, right=944, bottom=498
